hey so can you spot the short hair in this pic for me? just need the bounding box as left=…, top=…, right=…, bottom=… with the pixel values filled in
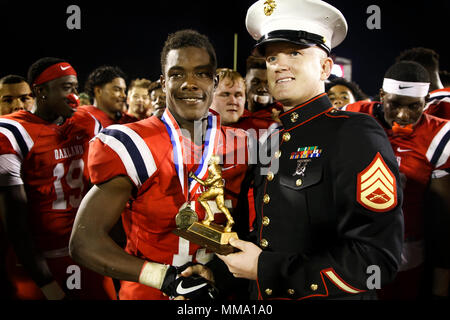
left=84, top=65, right=127, bottom=98
left=325, top=77, right=368, bottom=101
left=246, top=55, right=266, bottom=73
left=128, top=78, right=152, bottom=92
left=216, top=68, right=245, bottom=89
left=27, top=57, right=66, bottom=86
left=160, top=29, right=217, bottom=74
left=0, top=75, right=27, bottom=86
left=396, top=47, right=440, bottom=72
left=384, top=61, right=430, bottom=83
left=149, top=79, right=162, bottom=93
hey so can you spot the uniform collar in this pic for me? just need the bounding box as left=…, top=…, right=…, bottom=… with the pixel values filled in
left=278, top=93, right=332, bottom=131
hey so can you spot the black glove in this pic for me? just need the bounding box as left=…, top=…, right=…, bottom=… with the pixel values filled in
left=161, top=262, right=219, bottom=300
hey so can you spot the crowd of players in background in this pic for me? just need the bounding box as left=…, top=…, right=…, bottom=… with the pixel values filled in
left=0, top=46, right=449, bottom=300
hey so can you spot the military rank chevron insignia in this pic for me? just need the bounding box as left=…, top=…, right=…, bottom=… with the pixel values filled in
left=357, top=152, right=397, bottom=212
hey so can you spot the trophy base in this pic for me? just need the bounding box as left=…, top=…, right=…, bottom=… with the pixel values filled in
left=173, top=222, right=239, bottom=255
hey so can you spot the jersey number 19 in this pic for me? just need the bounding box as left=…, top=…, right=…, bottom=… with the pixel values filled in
left=52, top=159, right=85, bottom=210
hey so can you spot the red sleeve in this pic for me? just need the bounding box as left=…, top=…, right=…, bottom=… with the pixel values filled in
left=73, top=110, right=102, bottom=138
left=344, top=101, right=376, bottom=115
left=425, top=101, right=450, bottom=121
left=87, top=137, right=128, bottom=185
left=0, top=133, right=17, bottom=156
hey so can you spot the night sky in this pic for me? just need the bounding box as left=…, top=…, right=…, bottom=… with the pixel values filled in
left=1, top=0, right=448, bottom=97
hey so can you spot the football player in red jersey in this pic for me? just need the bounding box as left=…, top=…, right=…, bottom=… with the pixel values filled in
left=396, top=47, right=450, bottom=120
left=244, top=55, right=273, bottom=113
left=211, top=68, right=246, bottom=126
left=241, top=55, right=283, bottom=142
left=0, top=57, right=116, bottom=300
left=0, top=74, right=35, bottom=298
left=78, top=65, right=133, bottom=127
left=125, top=78, right=152, bottom=121
left=0, top=75, right=35, bottom=115
left=424, top=88, right=450, bottom=120
left=70, top=30, right=251, bottom=300
left=344, top=61, right=450, bottom=299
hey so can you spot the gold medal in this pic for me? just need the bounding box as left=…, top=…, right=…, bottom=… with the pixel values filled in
left=175, top=203, right=198, bottom=230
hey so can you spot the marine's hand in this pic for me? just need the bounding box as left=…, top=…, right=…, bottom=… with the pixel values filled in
left=217, top=238, right=262, bottom=280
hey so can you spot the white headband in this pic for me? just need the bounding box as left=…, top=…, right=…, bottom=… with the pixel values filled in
left=382, top=78, right=430, bottom=98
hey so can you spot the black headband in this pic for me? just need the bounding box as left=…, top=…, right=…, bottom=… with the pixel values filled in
left=255, top=29, right=330, bottom=55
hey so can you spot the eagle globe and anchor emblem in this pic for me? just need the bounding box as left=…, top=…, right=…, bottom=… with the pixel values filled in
left=264, top=0, right=277, bottom=16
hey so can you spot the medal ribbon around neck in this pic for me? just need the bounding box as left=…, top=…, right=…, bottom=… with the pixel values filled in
left=161, top=108, right=221, bottom=201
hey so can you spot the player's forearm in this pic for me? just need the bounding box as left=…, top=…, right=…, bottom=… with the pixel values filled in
left=70, top=226, right=144, bottom=282
left=69, top=179, right=145, bottom=283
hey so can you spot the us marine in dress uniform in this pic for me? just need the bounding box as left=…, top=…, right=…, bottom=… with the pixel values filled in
left=218, top=0, right=404, bottom=300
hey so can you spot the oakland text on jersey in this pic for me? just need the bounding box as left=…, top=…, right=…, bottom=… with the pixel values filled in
left=54, top=144, right=84, bottom=160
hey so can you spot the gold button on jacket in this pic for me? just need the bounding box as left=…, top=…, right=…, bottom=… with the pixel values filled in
left=282, top=132, right=291, bottom=142
left=260, top=238, right=269, bottom=248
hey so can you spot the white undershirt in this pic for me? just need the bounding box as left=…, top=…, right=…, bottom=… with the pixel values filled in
left=0, top=153, right=23, bottom=186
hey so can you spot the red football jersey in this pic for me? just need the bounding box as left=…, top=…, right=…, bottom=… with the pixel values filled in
left=344, top=101, right=450, bottom=240
left=78, top=105, right=138, bottom=127
left=423, top=88, right=450, bottom=120
left=88, top=115, right=249, bottom=299
left=77, top=105, right=115, bottom=128
left=232, top=103, right=283, bottom=140
left=0, top=110, right=102, bottom=250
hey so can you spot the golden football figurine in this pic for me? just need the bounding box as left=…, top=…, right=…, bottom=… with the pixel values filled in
left=173, top=155, right=238, bottom=255
left=189, top=155, right=234, bottom=232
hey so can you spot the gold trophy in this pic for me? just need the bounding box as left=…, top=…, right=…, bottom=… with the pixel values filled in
left=173, top=155, right=238, bottom=255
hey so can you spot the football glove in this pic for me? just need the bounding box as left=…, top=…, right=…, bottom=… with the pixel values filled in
left=161, top=262, right=219, bottom=300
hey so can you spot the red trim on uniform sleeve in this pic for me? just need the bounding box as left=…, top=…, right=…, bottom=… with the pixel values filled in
left=285, top=107, right=334, bottom=132
left=279, top=93, right=327, bottom=118
left=256, top=277, right=263, bottom=300
left=262, top=267, right=365, bottom=300
left=324, top=113, right=350, bottom=119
